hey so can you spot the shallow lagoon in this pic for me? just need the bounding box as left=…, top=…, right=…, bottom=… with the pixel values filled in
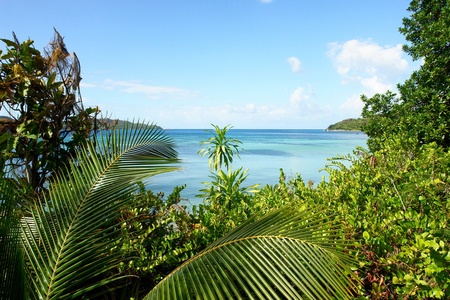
left=147, top=129, right=368, bottom=206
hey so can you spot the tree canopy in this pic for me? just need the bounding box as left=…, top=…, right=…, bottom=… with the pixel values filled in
left=326, top=118, right=367, bottom=131
left=362, top=0, right=450, bottom=151
left=0, top=30, right=101, bottom=192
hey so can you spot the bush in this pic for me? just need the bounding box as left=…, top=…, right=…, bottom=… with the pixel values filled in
left=254, top=136, right=450, bottom=299
left=111, top=184, right=203, bottom=299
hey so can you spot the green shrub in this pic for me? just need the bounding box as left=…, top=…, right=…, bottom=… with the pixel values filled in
left=111, top=184, right=203, bottom=298
left=195, top=167, right=259, bottom=245
left=257, top=136, right=450, bottom=299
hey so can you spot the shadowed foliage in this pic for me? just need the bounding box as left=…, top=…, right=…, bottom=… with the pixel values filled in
left=1, top=122, right=179, bottom=299
left=145, top=202, right=359, bottom=300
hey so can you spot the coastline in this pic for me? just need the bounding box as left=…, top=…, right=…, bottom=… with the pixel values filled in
left=324, top=129, right=364, bottom=132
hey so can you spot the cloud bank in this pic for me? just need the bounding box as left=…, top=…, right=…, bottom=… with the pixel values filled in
left=82, top=75, right=334, bottom=128
left=328, top=39, right=411, bottom=116
left=82, top=79, right=198, bottom=99
left=151, top=84, right=332, bottom=128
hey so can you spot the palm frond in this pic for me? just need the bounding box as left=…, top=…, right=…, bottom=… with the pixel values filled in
left=0, top=175, right=26, bottom=300
left=145, top=203, right=359, bottom=300
left=20, top=122, right=180, bottom=299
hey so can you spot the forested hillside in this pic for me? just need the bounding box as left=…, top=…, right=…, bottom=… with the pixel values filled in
left=326, top=117, right=367, bottom=131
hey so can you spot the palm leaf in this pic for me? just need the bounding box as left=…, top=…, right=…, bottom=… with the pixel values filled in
left=0, top=175, right=26, bottom=300
left=20, top=122, right=179, bottom=299
left=145, top=203, right=359, bottom=300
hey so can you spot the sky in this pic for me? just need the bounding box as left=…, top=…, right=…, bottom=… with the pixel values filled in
left=1, top=0, right=421, bottom=129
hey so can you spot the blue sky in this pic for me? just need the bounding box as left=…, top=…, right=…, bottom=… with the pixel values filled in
left=1, top=0, right=421, bottom=129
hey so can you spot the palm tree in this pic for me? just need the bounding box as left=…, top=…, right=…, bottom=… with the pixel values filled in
left=198, top=124, right=243, bottom=171
left=1, top=122, right=359, bottom=299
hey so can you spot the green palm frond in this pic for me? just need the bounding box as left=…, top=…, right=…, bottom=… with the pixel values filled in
left=20, top=122, right=180, bottom=299
left=0, top=175, right=26, bottom=300
left=145, top=203, right=359, bottom=300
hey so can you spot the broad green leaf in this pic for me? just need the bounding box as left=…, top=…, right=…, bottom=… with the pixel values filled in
left=0, top=133, right=12, bottom=144
left=145, top=203, right=359, bottom=300
left=1, top=38, right=18, bottom=48
left=18, top=122, right=180, bottom=299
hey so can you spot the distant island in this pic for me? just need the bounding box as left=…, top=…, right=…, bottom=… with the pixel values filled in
left=97, top=118, right=162, bottom=130
left=0, top=116, right=161, bottom=132
left=325, top=118, right=367, bottom=131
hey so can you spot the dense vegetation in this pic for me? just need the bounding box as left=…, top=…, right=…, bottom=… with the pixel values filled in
left=325, top=118, right=367, bottom=131
left=1, top=0, right=450, bottom=299
left=0, top=30, right=103, bottom=193
left=0, top=33, right=357, bottom=299
left=362, top=0, right=450, bottom=152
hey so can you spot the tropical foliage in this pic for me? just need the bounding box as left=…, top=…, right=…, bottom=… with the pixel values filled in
left=318, top=140, right=449, bottom=298
left=352, top=2, right=450, bottom=296
left=111, top=184, right=203, bottom=298
left=0, top=122, right=359, bottom=299
left=198, top=124, right=243, bottom=171
left=145, top=202, right=359, bottom=300
left=0, top=30, right=102, bottom=192
left=0, top=170, right=25, bottom=299
left=326, top=118, right=367, bottom=131
left=244, top=138, right=450, bottom=299
left=196, top=125, right=260, bottom=244
left=3, top=0, right=450, bottom=298
left=196, top=166, right=260, bottom=243
left=362, top=0, right=450, bottom=151
left=1, top=123, right=180, bottom=299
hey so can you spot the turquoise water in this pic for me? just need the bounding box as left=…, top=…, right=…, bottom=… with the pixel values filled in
left=147, top=129, right=368, bottom=206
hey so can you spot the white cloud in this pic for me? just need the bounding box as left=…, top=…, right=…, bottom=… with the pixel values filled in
left=260, top=0, right=273, bottom=3
left=328, top=39, right=408, bottom=77
left=338, top=76, right=392, bottom=117
left=327, top=39, right=415, bottom=117
left=287, top=57, right=302, bottom=73
left=288, top=85, right=331, bottom=119
left=80, top=82, right=97, bottom=88
left=290, top=86, right=310, bottom=106
left=359, top=76, right=393, bottom=94
left=328, top=39, right=409, bottom=96
left=340, top=95, right=365, bottom=117
left=82, top=78, right=332, bottom=128
left=222, top=103, right=258, bottom=115
left=141, top=85, right=332, bottom=128
left=98, top=79, right=198, bottom=99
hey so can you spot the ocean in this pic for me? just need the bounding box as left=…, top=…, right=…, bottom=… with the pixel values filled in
left=147, top=129, right=368, bottom=207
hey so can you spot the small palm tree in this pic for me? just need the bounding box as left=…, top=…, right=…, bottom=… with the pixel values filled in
left=198, top=124, right=243, bottom=171
left=197, top=125, right=259, bottom=240
left=198, top=166, right=260, bottom=206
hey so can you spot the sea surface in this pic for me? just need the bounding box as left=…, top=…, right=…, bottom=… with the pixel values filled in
left=147, top=129, right=368, bottom=207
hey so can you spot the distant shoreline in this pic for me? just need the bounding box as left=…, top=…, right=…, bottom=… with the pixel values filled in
left=325, top=118, right=367, bottom=132
left=324, top=129, right=364, bottom=132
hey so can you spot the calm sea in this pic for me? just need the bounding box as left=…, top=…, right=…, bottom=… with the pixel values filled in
left=147, top=129, right=368, bottom=207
